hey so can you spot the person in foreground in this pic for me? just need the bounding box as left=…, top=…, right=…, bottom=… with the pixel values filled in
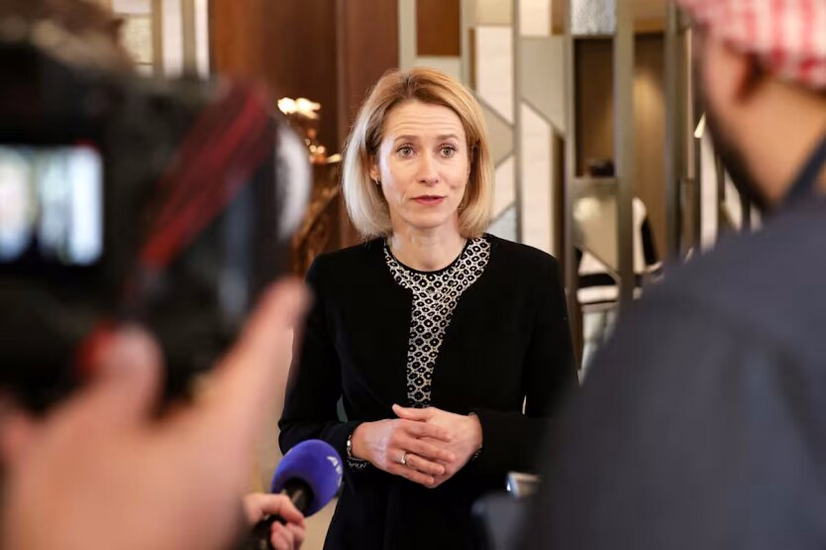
left=279, top=67, right=578, bottom=549
left=527, top=1, right=826, bottom=548
left=0, top=1, right=309, bottom=548
left=0, top=281, right=309, bottom=550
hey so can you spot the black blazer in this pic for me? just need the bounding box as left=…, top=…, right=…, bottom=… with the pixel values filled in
left=279, top=234, right=576, bottom=549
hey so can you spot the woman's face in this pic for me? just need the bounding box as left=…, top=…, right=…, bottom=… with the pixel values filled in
left=370, top=100, right=471, bottom=235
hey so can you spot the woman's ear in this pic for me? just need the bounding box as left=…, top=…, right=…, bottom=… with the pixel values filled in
left=369, top=157, right=381, bottom=183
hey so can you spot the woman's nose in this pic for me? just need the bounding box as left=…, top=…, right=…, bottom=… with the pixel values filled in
left=416, top=154, right=439, bottom=185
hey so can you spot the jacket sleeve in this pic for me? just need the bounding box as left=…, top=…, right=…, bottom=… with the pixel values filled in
left=472, top=255, right=578, bottom=474
left=278, top=258, right=360, bottom=463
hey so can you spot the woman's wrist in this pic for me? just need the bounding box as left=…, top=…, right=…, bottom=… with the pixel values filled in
left=467, top=412, right=483, bottom=460
left=348, top=423, right=369, bottom=462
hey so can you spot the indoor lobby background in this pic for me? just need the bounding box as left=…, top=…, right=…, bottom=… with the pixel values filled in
left=88, top=1, right=757, bottom=547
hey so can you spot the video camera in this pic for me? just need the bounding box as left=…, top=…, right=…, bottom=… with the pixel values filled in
left=0, top=39, right=309, bottom=412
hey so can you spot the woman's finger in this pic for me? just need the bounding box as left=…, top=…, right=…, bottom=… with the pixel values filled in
left=392, top=404, right=435, bottom=421
left=403, top=437, right=456, bottom=463
left=405, top=453, right=445, bottom=476
left=401, top=420, right=451, bottom=442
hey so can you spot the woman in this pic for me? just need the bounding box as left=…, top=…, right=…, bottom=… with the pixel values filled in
left=279, top=67, right=577, bottom=549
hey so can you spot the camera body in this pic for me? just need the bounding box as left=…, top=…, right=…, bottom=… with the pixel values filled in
left=0, top=42, right=309, bottom=411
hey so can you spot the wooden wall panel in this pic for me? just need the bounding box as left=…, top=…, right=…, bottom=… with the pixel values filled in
left=336, top=0, right=400, bottom=147
left=575, top=38, right=614, bottom=176
left=209, top=0, right=265, bottom=80
left=210, top=0, right=339, bottom=150
left=416, top=0, right=460, bottom=56
left=210, top=0, right=399, bottom=249
left=335, top=0, right=399, bottom=245
left=552, top=0, right=565, bottom=35
left=261, top=0, right=339, bottom=151
left=211, top=0, right=398, bottom=156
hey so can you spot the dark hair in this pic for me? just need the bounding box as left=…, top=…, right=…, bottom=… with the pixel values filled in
left=587, top=158, right=615, bottom=178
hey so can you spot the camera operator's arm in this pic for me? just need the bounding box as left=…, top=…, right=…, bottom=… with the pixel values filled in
left=0, top=281, right=308, bottom=550
left=242, top=493, right=305, bottom=550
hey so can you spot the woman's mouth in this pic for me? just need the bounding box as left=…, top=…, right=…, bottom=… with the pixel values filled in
left=412, top=195, right=446, bottom=206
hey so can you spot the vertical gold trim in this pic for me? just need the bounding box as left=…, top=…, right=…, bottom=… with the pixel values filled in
left=460, top=0, right=473, bottom=85
left=194, top=0, right=210, bottom=76
left=614, top=0, right=635, bottom=307
left=563, top=0, right=581, bottom=365
left=513, top=0, right=523, bottom=243
left=664, top=0, right=684, bottom=258
left=468, top=27, right=477, bottom=88
left=398, top=0, right=417, bottom=71
left=151, top=0, right=164, bottom=76
left=182, top=0, right=197, bottom=74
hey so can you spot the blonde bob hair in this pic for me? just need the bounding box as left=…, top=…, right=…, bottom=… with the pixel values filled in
left=342, top=67, right=493, bottom=239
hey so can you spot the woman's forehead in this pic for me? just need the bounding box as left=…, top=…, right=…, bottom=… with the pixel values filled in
left=382, top=101, right=465, bottom=141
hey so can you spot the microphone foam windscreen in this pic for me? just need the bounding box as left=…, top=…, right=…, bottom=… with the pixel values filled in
left=272, top=439, right=343, bottom=516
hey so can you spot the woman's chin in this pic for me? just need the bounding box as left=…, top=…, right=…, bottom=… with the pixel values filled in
left=399, top=214, right=459, bottom=233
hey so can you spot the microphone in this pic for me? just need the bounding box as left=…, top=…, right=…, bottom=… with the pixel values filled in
left=245, top=440, right=343, bottom=550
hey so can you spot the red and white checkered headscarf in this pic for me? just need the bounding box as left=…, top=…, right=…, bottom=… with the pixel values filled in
left=678, top=0, right=826, bottom=89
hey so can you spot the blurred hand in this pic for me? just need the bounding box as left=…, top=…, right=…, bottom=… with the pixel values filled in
left=350, top=418, right=454, bottom=488
left=242, top=493, right=306, bottom=550
left=392, top=404, right=482, bottom=488
left=0, top=280, right=309, bottom=550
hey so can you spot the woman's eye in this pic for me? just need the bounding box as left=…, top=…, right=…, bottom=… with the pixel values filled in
left=440, top=146, right=457, bottom=158
left=398, top=146, right=414, bottom=157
